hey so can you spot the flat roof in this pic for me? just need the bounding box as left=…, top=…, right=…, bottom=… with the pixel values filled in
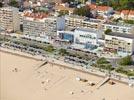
left=84, top=18, right=102, bottom=23
left=107, top=32, right=134, bottom=39
left=0, top=6, right=19, bottom=11
left=65, top=15, right=86, bottom=20
left=75, top=28, right=99, bottom=34
left=103, top=22, right=133, bottom=27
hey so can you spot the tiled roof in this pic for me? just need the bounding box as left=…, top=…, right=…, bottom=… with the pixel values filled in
left=88, top=4, right=97, bottom=10
left=97, top=6, right=110, bottom=11
left=24, top=12, right=48, bottom=19
left=54, top=5, right=74, bottom=12
left=88, top=4, right=110, bottom=11
left=121, top=10, right=129, bottom=15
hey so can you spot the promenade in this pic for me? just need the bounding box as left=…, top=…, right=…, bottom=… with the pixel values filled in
left=0, top=47, right=132, bottom=85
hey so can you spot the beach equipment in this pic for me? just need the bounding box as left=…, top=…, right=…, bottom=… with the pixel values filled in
left=69, top=91, right=74, bottom=95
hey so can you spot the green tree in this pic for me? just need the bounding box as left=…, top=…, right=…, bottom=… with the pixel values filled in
left=44, top=45, right=55, bottom=52
left=9, top=0, right=19, bottom=8
left=73, top=6, right=92, bottom=17
left=97, top=57, right=110, bottom=64
left=97, top=0, right=134, bottom=10
left=115, top=66, right=127, bottom=74
left=124, top=20, right=134, bottom=24
left=104, top=29, right=112, bottom=34
left=59, top=48, right=68, bottom=56
left=118, top=55, right=133, bottom=66
left=58, top=10, right=69, bottom=16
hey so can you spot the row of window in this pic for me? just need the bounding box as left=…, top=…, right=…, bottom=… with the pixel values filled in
left=79, top=35, right=96, bottom=39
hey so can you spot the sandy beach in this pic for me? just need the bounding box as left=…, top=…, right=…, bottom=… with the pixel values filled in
left=0, top=51, right=134, bottom=100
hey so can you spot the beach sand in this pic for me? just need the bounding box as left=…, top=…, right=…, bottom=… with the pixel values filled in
left=0, top=51, right=134, bottom=100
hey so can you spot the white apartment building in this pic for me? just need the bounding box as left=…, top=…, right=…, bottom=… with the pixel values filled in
left=105, top=32, right=134, bottom=57
left=65, top=15, right=85, bottom=28
left=65, top=15, right=133, bottom=34
left=44, top=16, right=65, bottom=36
left=23, top=17, right=46, bottom=35
left=0, top=7, right=20, bottom=32
left=23, top=12, right=65, bottom=36
left=102, top=23, right=134, bottom=34
left=65, top=15, right=102, bottom=29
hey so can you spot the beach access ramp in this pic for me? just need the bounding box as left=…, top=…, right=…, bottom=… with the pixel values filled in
left=34, top=61, right=48, bottom=70
left=96, top=77, right=110, bottom=89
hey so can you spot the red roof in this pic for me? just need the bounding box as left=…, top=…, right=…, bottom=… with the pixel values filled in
left=121, top=10, right=129, bottom=15
left=88, top=4, right=97, bottom=10
left=24, top=12, right=48, bottom=19
left=97, top=6, right=110, bottom=11
left=115, top=11, right=121, bottom=14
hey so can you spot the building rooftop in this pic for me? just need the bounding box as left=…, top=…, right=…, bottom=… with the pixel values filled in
left=107, top=32, right=134, bottom=39
left=88, top=4, right=111, bottom=11
left=75, top=28, right=99, bottom=34
left=84, top=18, right=102, bottom=23
left=121, top=10, right=129, bottom=15
left=54, top=4, right=74, bottom=12
left=0, top=6, right=19, bottom=11
left=24, top=12, right=48, bottom=19
left=88, top=4, right=97, bottom=10
left=97, top=6, right=111, bottom=11
left=103, top=22, right=133, bottom=27
left=65, top=15, right=87, bottom=20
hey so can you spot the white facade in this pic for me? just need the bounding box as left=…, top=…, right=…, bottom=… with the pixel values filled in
left=105, top=32, right=134, bottom=56
left=0, top=7, right=20, bottom=32
left=74, top=28, right=102, bottom=45
left=23, top=16, right=65, bottom=36
left=65, top=15, right=133, bottom=34
left=102, top=23, right=133, bottom=34
left=65, top=15, right=103, bottom=29
left=23, top=17, right=46, bottom=35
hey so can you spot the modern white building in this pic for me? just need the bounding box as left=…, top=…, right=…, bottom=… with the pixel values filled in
left=105, top=32, right=134, bottom=57
left=0, top=7, right=20, bottom=32
left=102, top=23, right=134, bottom=34
left=74, top=28, right=102, bottom=46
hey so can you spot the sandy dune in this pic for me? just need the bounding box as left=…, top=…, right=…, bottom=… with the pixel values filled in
left=0, top=51, right=134, bottom=100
